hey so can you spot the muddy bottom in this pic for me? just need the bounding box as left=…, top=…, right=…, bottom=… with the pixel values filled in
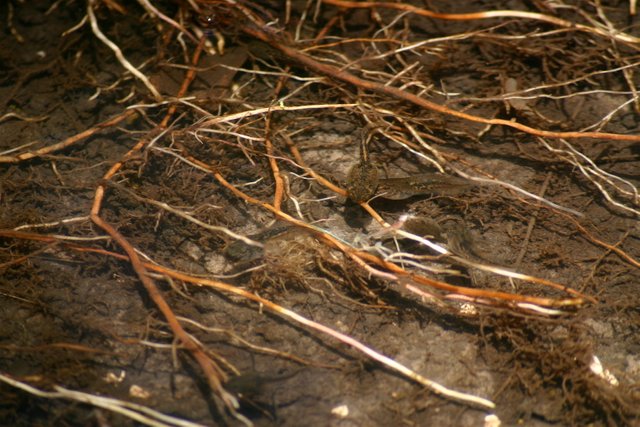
left=1, top=1, right=639, bottom=426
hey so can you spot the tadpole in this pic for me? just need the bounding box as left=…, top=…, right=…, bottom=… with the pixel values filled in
left=345, top=127, right=379, bottom=203
left=344, top=127, right=475, bottom=202
left=377, top=173, right=474, bottom=200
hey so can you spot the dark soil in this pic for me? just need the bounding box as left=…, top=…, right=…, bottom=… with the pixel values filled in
left=1, top=1, right=640, bottom=426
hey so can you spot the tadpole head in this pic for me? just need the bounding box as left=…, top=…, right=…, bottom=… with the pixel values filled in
left=346, top=162, right=379, bottom=203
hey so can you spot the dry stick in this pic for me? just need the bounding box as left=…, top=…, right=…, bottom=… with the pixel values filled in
left=0, top=110, right=136, bottom=163
left=322, top=0, right=640, bottom=45
left=87, top=38, right=243, bottom=415
left=239, top=21, right=640, bottom=143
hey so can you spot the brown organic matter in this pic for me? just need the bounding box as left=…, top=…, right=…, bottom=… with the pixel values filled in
left=1, top=1, right=639, bottom=426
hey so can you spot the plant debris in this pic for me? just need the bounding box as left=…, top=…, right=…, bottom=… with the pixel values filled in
left=1, top=1, right=639, bottom=426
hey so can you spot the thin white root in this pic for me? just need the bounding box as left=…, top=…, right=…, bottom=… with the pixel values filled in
left=87, top=0, right=163, bottom=101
